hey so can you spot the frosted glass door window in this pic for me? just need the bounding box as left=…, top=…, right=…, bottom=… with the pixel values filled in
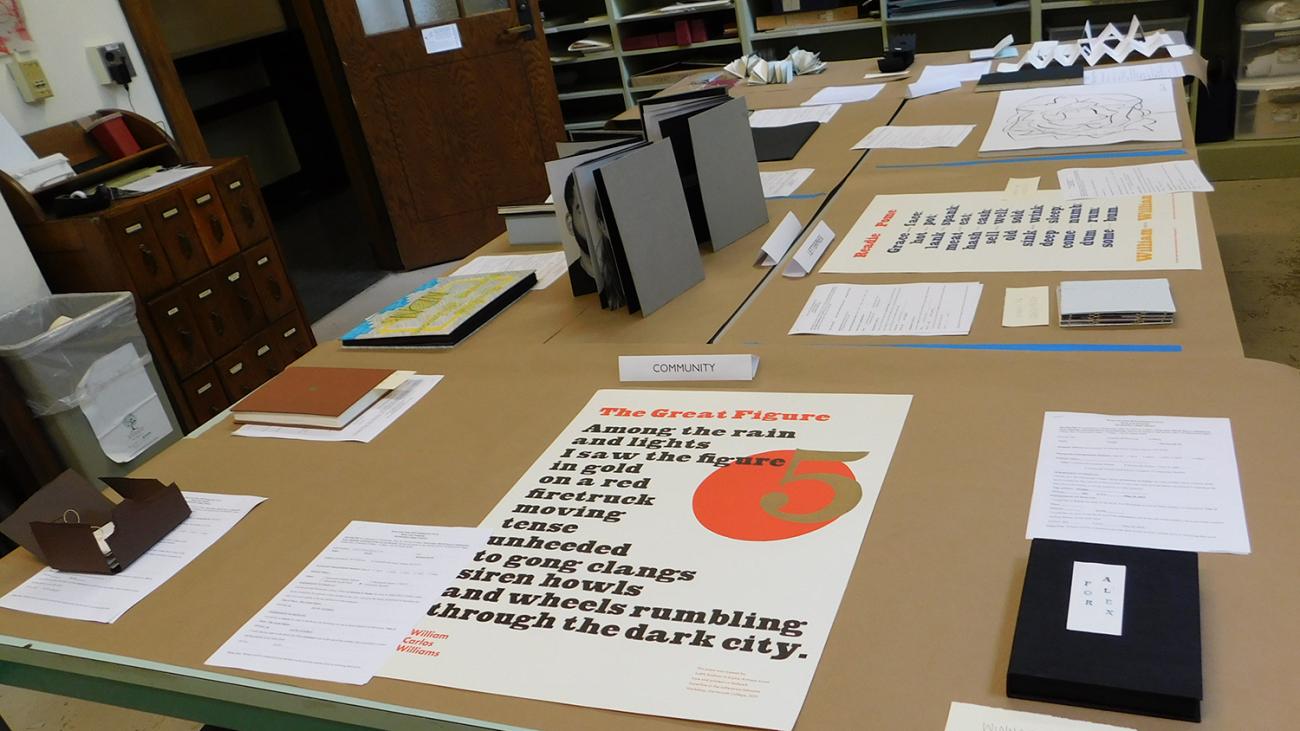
left=356, top=0, right=411, bottom=34
left=461, top=0, right=509, bottom=16
left=411, top=0, right=461, bottom=23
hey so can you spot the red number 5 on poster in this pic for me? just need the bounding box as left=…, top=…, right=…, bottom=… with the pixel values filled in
left=693, top=449, right=868, bottom=541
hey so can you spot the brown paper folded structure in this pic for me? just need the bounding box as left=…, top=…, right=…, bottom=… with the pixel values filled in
left=0, top=471, right=191, bottom=575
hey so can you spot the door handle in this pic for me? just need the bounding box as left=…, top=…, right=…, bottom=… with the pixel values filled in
left=506, top=0, right=535, bottom=40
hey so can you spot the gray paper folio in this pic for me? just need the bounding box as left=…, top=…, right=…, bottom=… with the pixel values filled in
left=597, top=141, right=705, bottom=317
left=689, top=96, right=769, bottom=252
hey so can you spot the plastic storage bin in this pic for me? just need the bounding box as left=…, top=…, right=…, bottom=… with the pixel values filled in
left=0, top=293, right=180, bottom=482
left=1235, top=75, right=1300, bottom=139
left=1239, top=20, right=1300, bottom=79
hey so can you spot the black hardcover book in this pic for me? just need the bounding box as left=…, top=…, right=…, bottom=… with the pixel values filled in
left=975, top=64, right=1084, bottom=91
left=751, top=122, right=819, bottom=162
left=1008, top=539, right=1202, bottom=722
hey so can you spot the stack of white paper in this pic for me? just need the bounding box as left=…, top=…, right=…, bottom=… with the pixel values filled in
left=790, top=282, right=983, bottom=336
left=452, top=252, right=568, bottom=289
left=801, top=84, right=883, bottom=106
left=748, top=105, right=840, bottom=127
left=759, top=169, right=814, bottom=198
left=233, top=375, right=442, bottom=443
left=852, top=124, right=975, bottom=150
left=1057, top=160, right=1212, bottom=199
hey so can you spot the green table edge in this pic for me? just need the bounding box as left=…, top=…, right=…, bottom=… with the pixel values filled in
left=0, top=634, right=534, bottom=731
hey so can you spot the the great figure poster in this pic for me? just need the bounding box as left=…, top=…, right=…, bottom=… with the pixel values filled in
left=380, top=389, right=913, bottom=730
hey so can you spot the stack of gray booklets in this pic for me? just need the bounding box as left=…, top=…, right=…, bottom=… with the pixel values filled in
left=1058, top=278, right=1176, bottom=327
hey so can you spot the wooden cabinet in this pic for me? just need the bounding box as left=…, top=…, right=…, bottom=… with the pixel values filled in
left=0, top=111, right=315, bottom=432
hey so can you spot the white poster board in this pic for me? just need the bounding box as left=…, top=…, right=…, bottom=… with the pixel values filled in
left=820, top=190, right=1200, bottom=274
left=980, top=80, right=1182, bottom=154
left=380, top=389, right=913, bottom=730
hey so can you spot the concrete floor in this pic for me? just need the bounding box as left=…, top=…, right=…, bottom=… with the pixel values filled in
left=0, top=178, right=1295, bottom=731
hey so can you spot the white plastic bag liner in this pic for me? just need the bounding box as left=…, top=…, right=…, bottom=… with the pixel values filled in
left=77, top=344, right=173, bottom=463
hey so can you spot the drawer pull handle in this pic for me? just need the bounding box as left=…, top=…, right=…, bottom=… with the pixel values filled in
left=195, top=193, right=212, bottom=205
left=228, top=179, right=243, bottom=190
left=209, top=310, right=225, bottom=336
left=269, top=280, right=283, bottom=301
left=197, top=383, right=212, bottom=395
left=209, top=215, right=225, bottom=242
left=240, top=202, right=255, bottom=227
left=162, top=207, right=179, bottom=219
left=139, top=244, right=159, bottom=275
left=177, top=232, right=195, bottom=259
left=237, top=293, right=257, bottom=321
left=124, top=223, right=144, bottom=234
left=179, top=328, right=195, bottom=353
left=228, top=362, right=244, bottom=375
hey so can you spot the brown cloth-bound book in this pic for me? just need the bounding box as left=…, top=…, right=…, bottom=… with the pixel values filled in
left=232, top=367, right=410, bottom=428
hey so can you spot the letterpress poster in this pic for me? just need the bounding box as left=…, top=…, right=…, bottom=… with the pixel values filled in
left=381, top=389, right=912, bottom=730
left=820, top=190, right=1200, bottom=274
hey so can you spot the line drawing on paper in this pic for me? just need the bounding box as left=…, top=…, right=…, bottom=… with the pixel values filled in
left=1003, top=93, right=1156, bottom=140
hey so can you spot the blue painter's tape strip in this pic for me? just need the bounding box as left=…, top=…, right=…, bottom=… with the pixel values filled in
left=877, top=149, right=1187, bottom=170
left=872, top=343, right=1183, bottom=352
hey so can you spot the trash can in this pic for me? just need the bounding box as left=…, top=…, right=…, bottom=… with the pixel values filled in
left=0, top=293, right=180, bottom=483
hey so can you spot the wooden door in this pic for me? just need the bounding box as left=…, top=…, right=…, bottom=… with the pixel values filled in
left=321, top=0, right=564, bottom=269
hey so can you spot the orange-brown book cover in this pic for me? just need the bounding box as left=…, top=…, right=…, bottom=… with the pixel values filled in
left=233, top=367, right=395, bottom=419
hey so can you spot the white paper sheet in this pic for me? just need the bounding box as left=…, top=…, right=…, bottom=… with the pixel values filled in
left=748, top=105, right=840, bottom=128
left=862, top=71, right=909, bottom=81
left=980, top=80, right=1182, bottom=153
left=945, top=702, right=1135, bottom=731
left=1002, top=286, right=1049, bottom=327
left=207, top=522, right=487, bottom=684
left=760, top=169, right=814, bottom=198
left=78, top=344, right=173, bottom=463
left=906, top=77, right=961, bottom=99
left=117, top=166, right=213, bottom=193
left=821, top=190, right=1202, bottom=274
left=970, top=35, right=1016, bottom=61
left=451, top=252, right=567, bottom=289
left=1057, top=160, right=1212, bottom=199
left=1026, top=412, right=1251, bottom=554
left=0, top=493, right=266, bottom=623
left=916, top=61, right=991, bottom=87
left=756, top=211, right=802, bottom=266
left=852, top=124, right=974, bottom=150
left=1084, top=60, right=1184, bottom=86
left=378, top=389, right=913, bottom=731
left=1058, top=278, right=1175, bottom=316
left=0, top=110, right=37, bottom=172
left=800, top=84, right=883, bottom=106
left=233, top=375, right=441, bottom=443
left=790, top=282, right=983, bottom=336
left=421, top=23, right=462, bottom=54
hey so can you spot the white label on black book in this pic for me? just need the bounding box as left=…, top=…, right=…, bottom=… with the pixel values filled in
left=1067, top=561, right=1125, bottom=636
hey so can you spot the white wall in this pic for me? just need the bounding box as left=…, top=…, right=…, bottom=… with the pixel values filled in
left=0, top=0, right=168, bottom=315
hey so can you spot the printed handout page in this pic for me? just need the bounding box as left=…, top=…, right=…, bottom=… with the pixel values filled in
left=207, top=522, right=487, bottom=684
left=452, top=252, right=568, bottom=289
left=0, top=493, right=266, bottom=623
left=233, top=375, right=442, bottom=443
left=1057, top=159, right=1213, bottom=199
left=945, top=702, right=1135, bottom=731
left=852, top=124, right=975, bottom=150
left=790, top=282, right=982, bottom=336
left=1083, top=60, right=1184, bottom=85
left=749, top=105, right=840, bottom=128
left=820, top=190, right=1202, bottom=274
left=916, top=61, right=992, bottom=86
left=1026, top=412, right=1251, bottom=554
left=379, top=389, right=913, bottom=731
left=980, top=80, right=1182, bottom=154
left=801, top=84, right=883, bottom=107
left=760, top=169, right=814, bottom=198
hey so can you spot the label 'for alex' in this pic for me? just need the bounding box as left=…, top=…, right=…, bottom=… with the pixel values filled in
left=1066, top=561, right=1126, bottom=636
left=618, top=354, right=759, bottom=382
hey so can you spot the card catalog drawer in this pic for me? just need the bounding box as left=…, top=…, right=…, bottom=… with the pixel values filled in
left=270, top=312, right=313, bottom=366
left=244, top=241, right=296, bottom=320
left=246, top=326, right=285, bottom=384
left=106, top=209, right=175, bottom=298
left=213, top=258, right=267, bottom=338
left=183, top=270, right=243, bottom=357
left=147, top=289, right=211, bottom=378
left=216, top=342, right=276, bottom=400
left=215, top=160, right=271, bottom=249
left=147, top=191, right=208, bottom=281
left=181, top=366, right=231, bottom=424
left=181, top=174, right=239, bottom=265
